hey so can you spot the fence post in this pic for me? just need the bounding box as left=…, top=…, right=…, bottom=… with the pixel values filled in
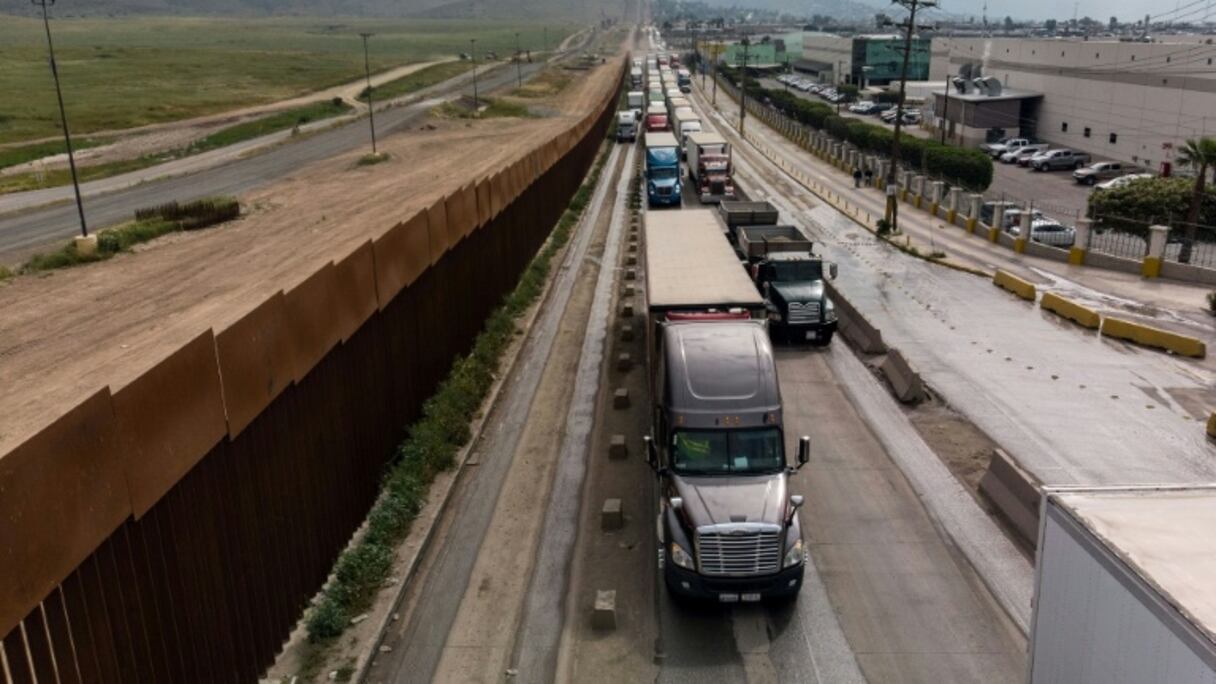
left=900, top=171, right=914, bottom=201
left=876, top=160, right=890, bottom=189
left=990, top=204, right=1005, bottom=242
left=1069, top=218, right=1092, bottom=265
left=911, top=175, right=926, bottom=208
left=947, top=187, right=962, bottom=223
left=1015, top=210, right=1035, bottom=253
left=1143, top=225, right=1170, bottom=278
left=967, top=193, right=983, bottom=234
left=929, top=181, right=946, bottom=216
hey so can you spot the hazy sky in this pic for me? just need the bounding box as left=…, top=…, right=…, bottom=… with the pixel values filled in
left=934, top=0, right=1213, bottom=21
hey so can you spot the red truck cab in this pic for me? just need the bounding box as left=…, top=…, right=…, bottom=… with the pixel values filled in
left=646, top=112, right=670, bottom=132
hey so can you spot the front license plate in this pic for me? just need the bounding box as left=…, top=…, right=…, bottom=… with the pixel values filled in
left=718, top=593, right=740, bottom=603
left=741, top=593, right=762, bottom=603
left=805, top=330, right=817, bottom=340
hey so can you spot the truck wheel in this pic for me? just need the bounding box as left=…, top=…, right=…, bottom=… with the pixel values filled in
left=1086, top=176, right=1096, bottom=186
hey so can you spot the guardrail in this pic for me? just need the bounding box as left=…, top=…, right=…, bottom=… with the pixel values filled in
left=0, top=60, right=625, bottom=683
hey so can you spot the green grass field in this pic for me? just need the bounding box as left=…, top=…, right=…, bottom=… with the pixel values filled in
left=0, top=17, right=574, bottom=145
left=0, top=138, right=105, bottom=171
left=357, top=61, right=476, bottom=102
left=187, top=99, right=352, bottom=153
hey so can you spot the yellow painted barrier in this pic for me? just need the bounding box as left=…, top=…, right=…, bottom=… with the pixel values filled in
left=1101, top=316, right=1206, bottom=358
left=993, top=269, right=1037, bottom=301
left=1207, top=412, right=1216, bottom=439
left=1068, top=247, right=1086, bottom=266
left=965, top=217, right=977, bottom=234
left=1040, top=292, right=1101, bottom=330
left=987, top=226, right=1000, bottom=242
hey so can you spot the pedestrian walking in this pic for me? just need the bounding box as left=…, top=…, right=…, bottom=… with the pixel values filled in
left=863, top=168, right=873, bottom=188
left=852, top=168, right=862, bottom=188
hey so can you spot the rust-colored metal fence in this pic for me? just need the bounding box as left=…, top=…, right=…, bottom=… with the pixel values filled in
left=0, top=63, right=622, bottom=684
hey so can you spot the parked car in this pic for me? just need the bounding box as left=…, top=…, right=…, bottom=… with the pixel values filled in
left=1094, top=173, right=1154, bottom=191
left=1000, top=144, right=1048, bottom=164
left=868, top=102, right=895, bottom=115
left=1007, top=218, right=1077, bottom=248
left=981, top=201, right=1044, bottom=230
left=980, top=136, right=1019, bottom=156
left=1030, top=148, right=1092, bottom=171
left=984, top=138, right=1034, bottom=159
left=1073, top=161, right=1144, bottom=185
left=808, top=84, right=823, bottom=94
left=848, top=100, right=874, bottom=113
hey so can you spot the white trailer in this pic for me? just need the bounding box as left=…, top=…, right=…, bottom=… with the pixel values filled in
left=1029, top=486, right=1216, bottom=683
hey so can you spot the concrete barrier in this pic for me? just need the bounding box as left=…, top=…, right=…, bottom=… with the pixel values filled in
left=992, top=270, right=1037, bottom=301
left=880, top=348, right=924, bottom=404
left=1208, top=413, right=1216, bottom=440
left=1101, top=316, right=1207, bottom=358
left=1039, top=292, right=1100, bottom=330
left=825, top=282, right=886, bottom=354
left=978, top=448, right=1042, bottom=549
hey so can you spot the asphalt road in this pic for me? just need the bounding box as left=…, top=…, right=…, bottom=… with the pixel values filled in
left=0, top=53, right=567, bottom=261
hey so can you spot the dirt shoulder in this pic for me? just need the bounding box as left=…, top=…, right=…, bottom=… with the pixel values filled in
left=0, top=57, right=620, bottom=458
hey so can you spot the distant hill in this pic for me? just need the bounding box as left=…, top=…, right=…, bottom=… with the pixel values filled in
left=5, top=0, right=596, bottom=18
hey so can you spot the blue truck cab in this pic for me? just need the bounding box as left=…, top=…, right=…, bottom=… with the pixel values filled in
left=645, top=131, right=683, bottom=208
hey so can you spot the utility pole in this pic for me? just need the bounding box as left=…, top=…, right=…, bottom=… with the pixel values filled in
left=34, top=0, right=88, bottom=238
left=515, top=32, right=523, bottom=88
left=939, top=37, right=950, bottom=143
left=470, top=38, right=480, bottom=110
left=884, top=0, right=937, bottom=234
left=738, top=37, right=750, bottom=134
left=359, top=32, right=378, bottom=156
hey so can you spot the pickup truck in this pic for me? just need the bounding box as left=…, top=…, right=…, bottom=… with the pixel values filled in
left=685, top=131, right=736, bottom=203
left=644, top=209, right=808, bottom=605
left=1073, top=160, right=1143, bottom=185
left=736, top=224, right=839, bottom=345
left=981, top=137, right=1031, bottom=158
left=1030, top=148, right=1092, bottom=171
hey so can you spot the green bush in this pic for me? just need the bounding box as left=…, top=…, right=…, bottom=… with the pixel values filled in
left=923, top=145, right=993, bottom=191
left=824, top=115, right=849, bottom=141
left=1087, top=176, right=1216, bottom=235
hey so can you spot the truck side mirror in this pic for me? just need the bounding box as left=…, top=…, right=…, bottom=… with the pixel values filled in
left=671, top=497, right=684, bottom=511
left=797, top=436, right=810, bottom=468
left=828, top=263, right=838, bottom=280
left=644, top=435, right=658, bottom=471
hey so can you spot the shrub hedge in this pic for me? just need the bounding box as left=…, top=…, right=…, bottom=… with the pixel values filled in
left=1087, top=176, right=1216, bottom=235
left=716, top=68, right=993, bottom=190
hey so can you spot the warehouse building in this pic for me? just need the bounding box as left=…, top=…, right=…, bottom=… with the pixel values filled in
left=929, top=37, right=1216, bottom=174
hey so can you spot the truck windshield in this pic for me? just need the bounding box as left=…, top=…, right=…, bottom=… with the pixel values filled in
left=670, top=428, right=784, bottom=475
left=651, top=167, right=678, bottom=180
left=771, top=260, right=822, bottom=282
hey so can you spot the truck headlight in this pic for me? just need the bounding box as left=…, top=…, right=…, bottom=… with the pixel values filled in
left=671, top=542, right=695, bottom=569
left=824, top=299, right=837, bottom=322
left=784, top=538, right=806, bottom=568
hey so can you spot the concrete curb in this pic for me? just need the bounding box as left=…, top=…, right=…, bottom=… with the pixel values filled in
left=879, top=348, right=925, bottom=404
left=1039, top=291, right=1100, bottom=330
left=993, top=269, right=1037, bottom=301
left=978, top=448, right=1043, bottom=549
left=825, top=281, right=887, bottom=354
left=1101, top=316, right=1207, bottom=358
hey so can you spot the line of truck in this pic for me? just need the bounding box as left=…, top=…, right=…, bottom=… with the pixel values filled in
left=628, top=50, right=844, bottom=605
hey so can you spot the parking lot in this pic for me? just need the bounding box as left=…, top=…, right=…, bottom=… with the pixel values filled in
left=758, top=76, right=1094, bottom=223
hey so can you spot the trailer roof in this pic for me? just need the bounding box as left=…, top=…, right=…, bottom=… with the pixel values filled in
left=687, top=131, right=726, bottom=146
left=1054, top=487, right=1216, bottom=644
left=644, top=210, right=765, bottom=310
left=645, top=131, right=678, bottom=148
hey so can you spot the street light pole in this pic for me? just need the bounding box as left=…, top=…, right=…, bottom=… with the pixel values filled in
left=470, top=38, right=480, bottom=109
left=359, top=32, right=378, bottom=156
left=515, top=32, right=523, bottom=88
left=34, top=0, right=88, bottom=238
left=884, top=0, right=937, bottom=234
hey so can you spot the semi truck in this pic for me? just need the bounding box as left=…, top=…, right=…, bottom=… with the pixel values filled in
left=735, top=224, right=838, bottom=345
left=630, top=67, right=643, bottom=88
left=645, top=131, right=682, bottom=207
left=1028, top=486, right=1216, bottom=683
left=677, top=68, right=692, bottom=93
left=616, top=111, right=637, bottom=143
left=643, top=209, right=809, bottom=604
left=671, top=106, right=700, bottom=147
left=626, top=90, right=645, bottom=118
left=685, top=131, right=736, bottom=203
left=718, top=201, right=779, bottom=242
left=645, top=104, right=669, bottom=132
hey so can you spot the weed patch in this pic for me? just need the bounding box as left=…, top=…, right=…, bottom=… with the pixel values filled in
left=356, top=153, right=390, bottom=167
left=435, top=97, right=534, bottom=120
left=301, top=136, right=612, bottom=647
left=187, top=100, right=351, bottom=154
left=359, top=61, right=475, bottom=102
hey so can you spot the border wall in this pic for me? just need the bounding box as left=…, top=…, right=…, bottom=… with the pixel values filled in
left=0, top=61, right=624, bottom=684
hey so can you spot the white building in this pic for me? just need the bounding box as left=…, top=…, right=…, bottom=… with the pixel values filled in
left=930, top=37, right=1216, bottom=173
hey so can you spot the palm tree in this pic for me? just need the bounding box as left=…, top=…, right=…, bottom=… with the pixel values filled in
left=1176, top=137, right=1216, bottom=263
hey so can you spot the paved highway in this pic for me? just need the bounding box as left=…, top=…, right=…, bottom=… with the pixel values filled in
left=0, top=41, right=588, bottom=262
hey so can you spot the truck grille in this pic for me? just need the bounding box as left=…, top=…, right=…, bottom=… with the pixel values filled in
left=656, top=186, right=673, bottom=196
left=710, top=181, right=726, bottom=195
left=696, top=526, right=782, bottom=577
left=786, top=301, right=821, bottom=325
